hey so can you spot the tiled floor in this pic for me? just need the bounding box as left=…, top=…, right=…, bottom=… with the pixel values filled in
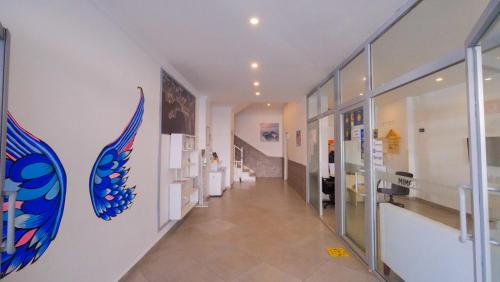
left=121, top=178, right=377, bottom=282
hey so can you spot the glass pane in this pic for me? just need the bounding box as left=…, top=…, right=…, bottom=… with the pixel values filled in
left=319, top=77, right=335, bottom=114
left=308, top=120, right=320, bottom=212
left=320, top=114, right=335, bottom=229
left=481, top=16, right=500, bottom=282
left=373, top=62, right=474, bottom=281
left=342, top=107, right=365, bottom=251
left=372, top=0, right=489, bottom=88
left=308, top=92, right=319, bottom=119
left=341, top=51, right=366, bottom=104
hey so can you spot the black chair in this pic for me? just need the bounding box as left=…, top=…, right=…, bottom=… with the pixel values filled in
left=377, top=171, right=413, bottom=208
left=322, top=177, right=335, bottom=208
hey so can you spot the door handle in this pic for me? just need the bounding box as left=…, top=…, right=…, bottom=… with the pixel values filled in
left=3, top=190, right=17, bottom=254
left=458, top=184, right=472, bottom=243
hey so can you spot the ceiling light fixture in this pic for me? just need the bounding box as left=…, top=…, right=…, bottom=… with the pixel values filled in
left=249, top=17, right=260, bottom=26
left=435, top=77, right=444, bottom=82
left=359, top=93, right=364, bottom=96
left=485, top=77, right=493, bottom=81
left=267, top=103, right=271, bottom=107
left=362, top=77, right=367, bottom=81
left=251, top=62, right=259, bottom=69
left=255, top=92, right=261, bottom=96
left=253, top=81, right=260, bottom=86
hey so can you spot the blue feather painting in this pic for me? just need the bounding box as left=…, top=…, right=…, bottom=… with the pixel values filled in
left=89, top=87, right=145, bottom=221
left=1, top=112, right=67, bottom=278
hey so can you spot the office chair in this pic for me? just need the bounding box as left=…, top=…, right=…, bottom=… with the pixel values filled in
left=322, top=177, right=335, bottom=208
left=377, top=171, right=413, bottom=208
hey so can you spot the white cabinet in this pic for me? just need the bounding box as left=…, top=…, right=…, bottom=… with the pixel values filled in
left=169, top=179, right=198, bottom=220
left=169, top=134, right=199, bottom=220
left=208, top=168, right=226, bottom=196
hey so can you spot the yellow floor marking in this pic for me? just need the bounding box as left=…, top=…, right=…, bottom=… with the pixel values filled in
left=326, top=247, right=350, bottom=257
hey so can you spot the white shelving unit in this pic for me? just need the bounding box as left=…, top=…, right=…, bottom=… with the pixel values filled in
left=169, top=134, right=199, bottom=220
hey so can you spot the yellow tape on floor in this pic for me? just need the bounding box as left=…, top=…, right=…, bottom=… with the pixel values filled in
left=326, top=247, right=349, bottom=257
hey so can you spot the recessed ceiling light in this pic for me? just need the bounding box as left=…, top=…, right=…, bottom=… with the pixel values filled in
left=359, top=93, right=364, bottom=96
left=362, top=77, right=367, bottom=81
left=249, top=17, right=260, bottom=26
left=485, top=77, right=493, bottom=81
left=251, top=62, right=259, bottom=69
left=253, top=81, right=260, bottom=86
left=255, top=92, right=261, bottom=96
left=267, top=103, right=271, bottom=107
left=435, top=77, right=444, bottom=82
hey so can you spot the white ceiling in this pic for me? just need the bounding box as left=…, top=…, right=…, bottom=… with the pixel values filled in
left=93, top=0, right=406, bottom=105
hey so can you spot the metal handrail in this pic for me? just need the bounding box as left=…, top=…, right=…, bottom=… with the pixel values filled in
left=233, top=145, right=243, bottom=169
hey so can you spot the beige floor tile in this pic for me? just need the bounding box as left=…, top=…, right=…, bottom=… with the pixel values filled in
left=305, top=260, right=377, bottom=282
left=232, top=263, right=301, bottom=282
left=193, top=218, right=237, bottom=236
left=120, top=268, right=149, bottom=282
left=122, top=178, right=376, bottom=282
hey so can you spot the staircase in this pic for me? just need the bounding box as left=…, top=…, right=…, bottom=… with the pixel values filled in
left=234, top=145, right=256, bottom=182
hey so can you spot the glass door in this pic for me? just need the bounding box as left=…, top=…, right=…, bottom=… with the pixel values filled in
left=341, top=105, right=366, bottom=253
left=307, top=120, right=320, bottom=212
left=467, top=5, right=500, bottom=280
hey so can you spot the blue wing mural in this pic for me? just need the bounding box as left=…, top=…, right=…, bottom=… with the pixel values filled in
left=89, top=87, right=145, bottom=221
left=1, top=112, right=67, bottom=278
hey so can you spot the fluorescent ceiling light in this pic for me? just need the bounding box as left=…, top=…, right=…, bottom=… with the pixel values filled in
left=253, top=81, right=260, bottom=86
left=255, top=92, right=261, bottom=96
left=251, top=62, right=259, bottom=69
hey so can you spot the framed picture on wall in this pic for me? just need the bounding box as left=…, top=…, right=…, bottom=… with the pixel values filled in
left=161, top=69, right=196, bottom=135
left=260, top=123, right=279, bottom=142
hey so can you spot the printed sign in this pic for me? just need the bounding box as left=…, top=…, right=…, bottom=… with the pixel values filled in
left=375, top=170, right=416, bottom=189
left=385, top=129, right=401, bottom=154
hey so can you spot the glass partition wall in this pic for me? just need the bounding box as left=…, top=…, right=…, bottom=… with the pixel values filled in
left=307, top=76, right=336, bottom=219
left=305, top=0, right=497, bottom=280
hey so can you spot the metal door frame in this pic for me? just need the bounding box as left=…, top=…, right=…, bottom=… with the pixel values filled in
left=0, top=22, right=10, bottom=256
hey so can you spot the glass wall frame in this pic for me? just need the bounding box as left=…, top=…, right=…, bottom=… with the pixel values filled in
left=303, top=0, right=499, bottom=280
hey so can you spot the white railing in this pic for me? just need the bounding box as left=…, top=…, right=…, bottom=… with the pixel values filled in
left=234, top=145, right=243, bottom=169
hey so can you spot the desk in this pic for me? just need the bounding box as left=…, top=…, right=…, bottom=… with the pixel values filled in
left=208, top=167, right=226, bottom=196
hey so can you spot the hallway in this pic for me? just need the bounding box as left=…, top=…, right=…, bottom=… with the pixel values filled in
left=122, top=178, right=377, bottom=282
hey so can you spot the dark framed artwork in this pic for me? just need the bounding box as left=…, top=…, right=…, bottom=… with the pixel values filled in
left=161, top=69, right=196, bottom=135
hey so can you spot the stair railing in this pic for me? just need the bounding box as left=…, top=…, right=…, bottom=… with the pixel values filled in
left=234, top=145, right=243, bottom=169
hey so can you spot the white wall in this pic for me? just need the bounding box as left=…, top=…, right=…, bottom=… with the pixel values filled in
left=234, top=104, right=283, bottom=157
left=283, top=98, right=307, bottom=165
left=211, top=106, right=233, bottom=187
left=413, top=84, right=470, bottom=209
left=196, top=96, right=211, bottom=151
left=0, top=1, right=202, bottom=281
